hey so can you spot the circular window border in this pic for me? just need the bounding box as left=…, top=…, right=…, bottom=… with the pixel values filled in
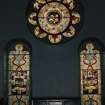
left=26, top=0, right=84, bottom=44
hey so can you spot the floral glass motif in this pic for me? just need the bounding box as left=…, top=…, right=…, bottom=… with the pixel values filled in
left=8, top=44, right=30, bottom=105
left=80, top=43, right=101, bottom=105
left=27, top=0, right=81, bottom=44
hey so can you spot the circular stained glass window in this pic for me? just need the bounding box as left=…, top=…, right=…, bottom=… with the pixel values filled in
left=26, top=0, right=83, bottom=44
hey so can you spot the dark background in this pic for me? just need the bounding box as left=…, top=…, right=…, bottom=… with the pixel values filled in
left=0, top=0, right=105, bottom=99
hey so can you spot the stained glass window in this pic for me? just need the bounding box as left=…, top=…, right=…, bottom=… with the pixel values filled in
left=7, top=42, right=31, bottom=105
left=26, top=0, right=82, bottom=44
left=80, top=42, right=101, bottom=105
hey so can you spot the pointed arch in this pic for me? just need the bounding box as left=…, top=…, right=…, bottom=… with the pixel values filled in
left=5, top=39, right=32, bottom=105
left=80, top=38, right=104, bottom=105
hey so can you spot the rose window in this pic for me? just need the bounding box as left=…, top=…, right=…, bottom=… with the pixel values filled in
left=26, top=0, right=82, bottom=44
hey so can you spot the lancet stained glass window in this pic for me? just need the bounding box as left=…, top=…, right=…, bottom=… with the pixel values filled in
left=26, top=0, right=82, bottom=44
left=80, top=42, right=101, bottom=105
left=8, top=43, right=31, bottom=105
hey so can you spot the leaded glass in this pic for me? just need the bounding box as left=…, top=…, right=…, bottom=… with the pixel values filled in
left=8, top=43, right=31, bottom=105
left=80, top=43, right=101, bottom=105
left=26, top=0, right=82, bottom=44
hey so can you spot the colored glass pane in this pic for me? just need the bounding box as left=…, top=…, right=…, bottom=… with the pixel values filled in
left=80, top=43, right=101, bottom=105
left=8, top=44, right=30, bottom=105
left=27, top=0, right=82, bottom=44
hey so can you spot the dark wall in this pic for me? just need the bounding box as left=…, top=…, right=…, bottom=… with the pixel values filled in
left=0, top=0, right=105, bottom=98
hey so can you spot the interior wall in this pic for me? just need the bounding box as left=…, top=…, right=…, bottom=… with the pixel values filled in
left=0, top=0, right=105, bottom=99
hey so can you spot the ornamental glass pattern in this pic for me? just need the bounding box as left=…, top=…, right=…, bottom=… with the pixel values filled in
left=80, top=43, right=101, bottom=105
left=8, top=43, right=30, bottom=105
left=27, top=0, right=82, bottom=44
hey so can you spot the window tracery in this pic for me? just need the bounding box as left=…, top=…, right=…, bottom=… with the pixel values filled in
left=27, top=0, right=82, bottom=44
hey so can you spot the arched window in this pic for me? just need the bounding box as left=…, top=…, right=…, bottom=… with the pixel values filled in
left=5, top=40, right=31, bottom=105
left=80, top=40, right=103, bottom=105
